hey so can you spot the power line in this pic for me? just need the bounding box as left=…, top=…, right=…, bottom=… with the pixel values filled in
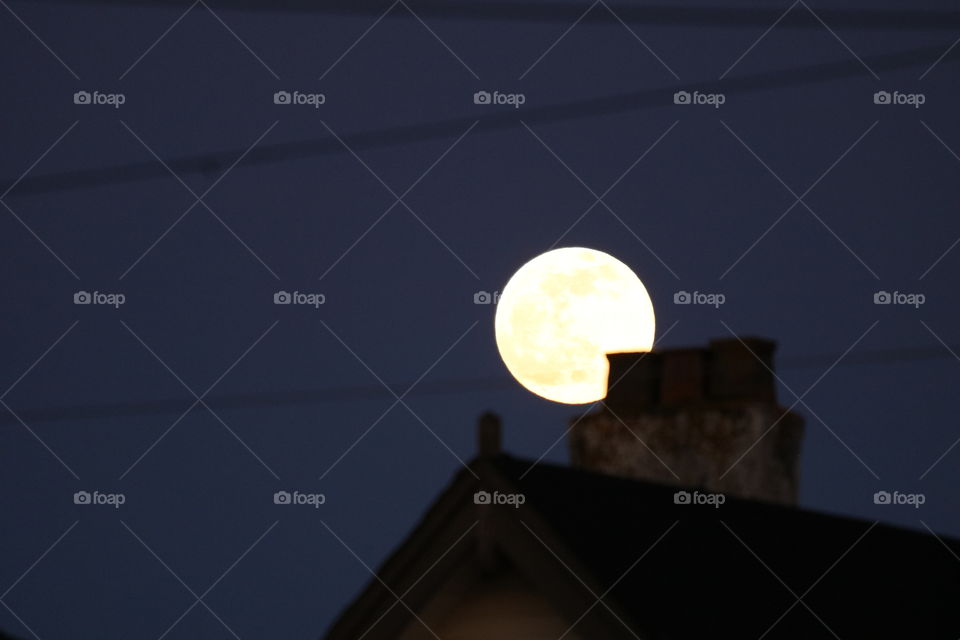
left=4, top=43, right=948, bottom=197
left=29, top=0, right=960, bottom=30
left=2, top=341, right=957, bottom=426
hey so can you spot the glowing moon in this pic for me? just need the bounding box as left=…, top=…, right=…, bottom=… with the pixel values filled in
left=494, top=247, right=655, bottom=404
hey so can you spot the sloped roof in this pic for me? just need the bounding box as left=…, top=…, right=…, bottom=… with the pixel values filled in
left=324, top=454, right=960, bottom=640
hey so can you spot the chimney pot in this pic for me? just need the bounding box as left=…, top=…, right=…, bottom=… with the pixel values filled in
left=605, top=352, right=660, bottom=414
left=707, top=337, right=776, bottom=403
left=660, top=348, right=706, bottom=407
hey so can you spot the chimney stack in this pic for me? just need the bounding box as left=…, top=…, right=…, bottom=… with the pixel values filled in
left=569, top=338, right=804, bottom=504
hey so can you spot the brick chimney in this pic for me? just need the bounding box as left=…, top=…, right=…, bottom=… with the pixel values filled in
left=568, top=338, right=804, bottom=505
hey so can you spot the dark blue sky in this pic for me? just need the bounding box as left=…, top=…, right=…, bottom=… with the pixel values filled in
left=2, top=0, right=959, bottom=637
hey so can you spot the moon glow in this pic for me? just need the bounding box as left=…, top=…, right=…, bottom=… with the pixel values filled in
left=494, top=247, right=656, bottom=404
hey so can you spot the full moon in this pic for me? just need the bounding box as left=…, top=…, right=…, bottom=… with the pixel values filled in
left=494, top=247, right=655, bottom=404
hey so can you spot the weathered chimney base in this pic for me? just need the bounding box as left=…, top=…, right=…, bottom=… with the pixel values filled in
left=570, top=404, right=803, bottom=504
left=570, top=338, right=804, bottom=505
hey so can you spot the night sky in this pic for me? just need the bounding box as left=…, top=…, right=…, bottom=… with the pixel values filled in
left=2, top=0, right=959, bottom=637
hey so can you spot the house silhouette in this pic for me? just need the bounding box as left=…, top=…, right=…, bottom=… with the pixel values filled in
left=324, top=340, right=960, bottom=640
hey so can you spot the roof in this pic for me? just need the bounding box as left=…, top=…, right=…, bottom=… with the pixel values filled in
left=323, top=454, right=960, bottom=640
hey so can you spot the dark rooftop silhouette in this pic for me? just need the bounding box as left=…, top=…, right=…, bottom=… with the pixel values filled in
left=324, top=449, right=960, bottom=639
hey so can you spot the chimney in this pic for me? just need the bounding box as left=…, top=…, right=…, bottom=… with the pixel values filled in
left=569, top=338, right=804, bottom=505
